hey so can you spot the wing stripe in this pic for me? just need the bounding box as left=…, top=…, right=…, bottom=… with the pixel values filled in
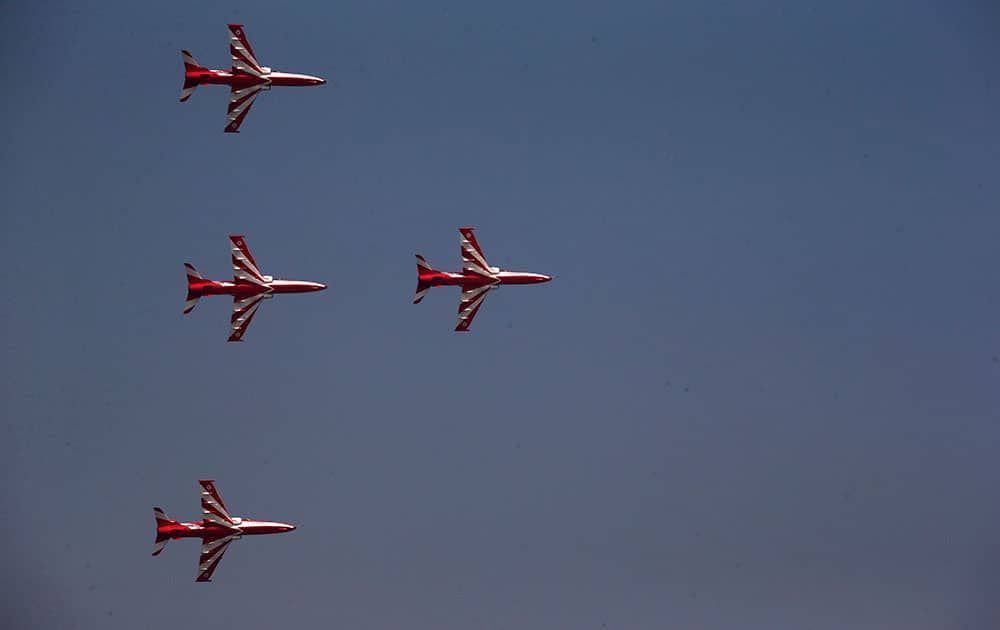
left=230, top=236, right=267, bottom=284
left=197, top=534, right=238, bottom=582
left=455, top=282, right=497, bottom=332
left=460, top=228, right=497, bottom=278
left=228, top=294, right=267, bottom=342
left=200, top=480, right=235, bottom=526
left=228, top=24, right=264, bottom=77
left=225, top=84, right=265, bottom=134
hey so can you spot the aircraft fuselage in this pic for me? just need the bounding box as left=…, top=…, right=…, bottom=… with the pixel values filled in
left=189, top=68, right=326, bottom=88
left=188, top=278, right=327, bottom=299
left=422, top=270, right=552, bottom=289
left=158, top=518, right=296, bottom=540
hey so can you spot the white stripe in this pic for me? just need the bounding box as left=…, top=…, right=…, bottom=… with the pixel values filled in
left=226, top=85, right=264, bottom=128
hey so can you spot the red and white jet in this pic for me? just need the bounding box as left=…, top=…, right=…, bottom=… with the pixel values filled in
left=180, top=24, right=326, bottom=133
left=152, top=480, right=296, bottom=582
left=414, top=228, right=551, bottom=331
left=184, top=235, right=326, bottom=342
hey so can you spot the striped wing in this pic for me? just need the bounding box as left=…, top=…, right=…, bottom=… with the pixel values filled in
left=230, top=235, right=267, bottom=285
left=225, top=83, right=266, bottom=133
left=228, top=294, right=267, bottom=342
left=228, top=24, right=265, bottom=78
left=197, top=534, right=238, bottom=582
left=456, top=282, right=497, bottom=332
left=200, top=480, right=235, bottom=527
left=460, top=228, right=495, bottom=278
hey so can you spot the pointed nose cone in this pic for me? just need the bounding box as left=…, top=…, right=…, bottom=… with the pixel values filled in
left=540, top=274, right=552, bottom=283
left=283, top=523, right=297, bottom=532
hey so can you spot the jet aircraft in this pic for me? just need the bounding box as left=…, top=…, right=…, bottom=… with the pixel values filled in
left=414, top=228, right=551, bottom=331
left=152, top=480, right=296, bottom=582
left=184, top=235, right=326, bottom=341
left=180, top=24, right=326, bottom=133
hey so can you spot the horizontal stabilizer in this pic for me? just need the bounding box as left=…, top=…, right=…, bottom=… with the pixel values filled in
left=184, top=263, right=205, bottom=313
left=184, top=291, right=201, bottom=314
left=414, top=254, right=435, bottom=304
left=152, top=507, right=178, bottom=556
left=180, top=51, right=206, bottom=102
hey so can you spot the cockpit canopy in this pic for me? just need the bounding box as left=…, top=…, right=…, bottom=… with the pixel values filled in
left=260, top=66, right=273, bottom=74
left=488, top=266, right=501, bottom=274
left=230, top=517, right=243, bottom=525
left=262, top=275, right=274, bottom=283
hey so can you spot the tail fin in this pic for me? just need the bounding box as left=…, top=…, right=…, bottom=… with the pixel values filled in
left=180, top=50, right=206, bottom=102
left=184, top=263, right=204, bottom=314
left=152, top=507, right=177, bottom=556
left=414, top=254, right=435, bottom=304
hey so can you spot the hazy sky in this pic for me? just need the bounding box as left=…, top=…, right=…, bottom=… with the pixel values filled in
left=2, top=1, right=999, bottom=628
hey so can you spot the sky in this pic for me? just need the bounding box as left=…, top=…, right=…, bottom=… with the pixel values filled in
left=2, top=1, right=999, bottom=628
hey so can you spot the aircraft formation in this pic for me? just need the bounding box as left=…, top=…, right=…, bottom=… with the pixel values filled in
left=157, top=25, right=551, bottom=581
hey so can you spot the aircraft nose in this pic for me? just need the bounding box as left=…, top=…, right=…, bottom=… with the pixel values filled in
left=539, top=274, right=552, bottom=283
left=316, top=282, right=328, bottom=291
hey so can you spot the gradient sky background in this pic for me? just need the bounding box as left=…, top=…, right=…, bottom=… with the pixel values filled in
left=2, top=1, right=999, bottom=628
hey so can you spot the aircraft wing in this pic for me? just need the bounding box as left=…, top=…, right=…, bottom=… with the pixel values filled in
left=460, top=228, right=495, bottom=278
left=200, top=480, right=236, bottom=527
left=230, top=235, right=268, bottom=285
left=225, top=82, right=267, bottom=133
left=456, top=282, right=497, bottom=332
left=228, top=24, right=266, bottom=78
left=197, top=533, right=238, bottom=582
left=229, top=294, right=267, bottom=342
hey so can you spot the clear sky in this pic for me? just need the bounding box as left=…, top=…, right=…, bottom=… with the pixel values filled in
left=2, top=1, right=999, bottom=628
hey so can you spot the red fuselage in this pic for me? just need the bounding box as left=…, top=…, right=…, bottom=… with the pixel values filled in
left=188, top=278, right=327, bottom=299
left=421, top=270, right=552, bottom=289
left=188, top=68, right=326, bottom=88
left=158, top=518, right=296, bottom=540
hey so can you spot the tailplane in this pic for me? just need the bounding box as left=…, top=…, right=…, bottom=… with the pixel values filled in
left=180, top=50, right=206, bottom=102
left=184, top=263, right=204, bottom=314
left=414, top=254, right=435, bottom=304
left=152, top=507, right=178, bottom=556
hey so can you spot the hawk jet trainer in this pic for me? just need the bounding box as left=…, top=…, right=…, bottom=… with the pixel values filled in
left=180, top=24, right=326, bottom=133
left=184, top=235, right=326, bottom=341
left=414, top=228, right=551, bottom=331
left=152, top=480, right=296, bottom=582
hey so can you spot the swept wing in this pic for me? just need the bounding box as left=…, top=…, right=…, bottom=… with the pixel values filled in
left=225, top=83, right=267, bottom=133
left=229, top=294, right=267, bottom=342
left=456, top=282, right=497, bottom=332
left=230, top=235, right=268, bottom=286
left=200, top=479, right=237, bottom=527
left=460, top=227, right=497, bottom=279
left=197, top=534, right=238, bottom=582
left=228, top=24, right=266, bottom=78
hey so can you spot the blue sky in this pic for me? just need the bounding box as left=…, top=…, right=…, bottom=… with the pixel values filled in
left=2, top=1, right=999, bottom=628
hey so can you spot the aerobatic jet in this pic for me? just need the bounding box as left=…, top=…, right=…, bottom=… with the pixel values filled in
left=152, top=480, right=296, bottom=582
left=184, top=235, right=326, bottom=342
left=414, top=228, right=551, bottom=331
left=179, top=24, right=326, bottom=133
